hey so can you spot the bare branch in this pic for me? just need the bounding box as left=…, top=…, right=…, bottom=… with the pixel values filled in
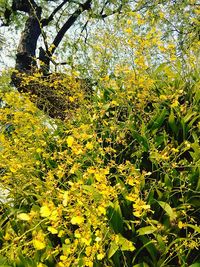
left=90, top=3, right=123, bottom=20
left=41, top=0, right=69, bottom=27
left=100, top=0, right=109, bottom=15
left=51, top=0, right=91, bottom=53
left=38, top=0, right=91, bottom=74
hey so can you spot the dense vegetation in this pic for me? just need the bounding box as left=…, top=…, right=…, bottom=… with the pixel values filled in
left=0, top=0, right=200, bottom=266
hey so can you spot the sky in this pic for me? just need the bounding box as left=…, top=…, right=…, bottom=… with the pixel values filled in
left=0, top=26, right=19, bottom=69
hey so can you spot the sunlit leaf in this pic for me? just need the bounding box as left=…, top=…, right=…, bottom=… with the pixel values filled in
left=137, top=226, right=157, bottom=236
left=157, top=201, right=176, bottom=220
left=17, top=213, right=31, bottom=221
left=108, top=241, right=119, bottom=259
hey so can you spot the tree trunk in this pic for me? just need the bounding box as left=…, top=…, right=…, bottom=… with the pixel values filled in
left=11, top=0, right=42, bottom=88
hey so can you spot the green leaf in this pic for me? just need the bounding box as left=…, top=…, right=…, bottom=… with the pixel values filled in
left=133, top=263, right=149, bottom=267
left=0, top=256, right=11, bottom=267
left=155, top=234, right=166, bottom=253
left=137, top=226, right=157, bottom=236
left=180, top=119, right=187, bottom=140
left=155, top=188, right=163, bottom=199
left=118, top=235, right=135, bottom=251
left=108, top=241, right=119, bottom=258
left=17, top=253, right=36, bottom=267
left=154, top=63, right=168, bottom=75
left=164, top=174, right=172, bottom=189
left=189, top=197, right=200, bottom=207
left=148, top=108, right=168, bottom=132
left=186, top=224, right=200, bottom=233
left=189, top=263, right=200, bottom=267
left=131, top=130, right=149, bottom=151
left=190, top=141, right=200, bottom=161
left=183, top=111, right=198, bottom=123
left=107, top=201, right=124, bottom=233
left=154, top=134, right=165, bottom=147
left=139, top=236, right=158, bottom=262
left=157, top=201, right=176, bottom=220
left=108, top=235, right=135, bottom=259
left=132, top=239, right=156, bottom=264
left=168, top=109, right=178, bottom=134
left=188, top=114, right=200, bottom=128
left=82, top=185, right=102, bottom=201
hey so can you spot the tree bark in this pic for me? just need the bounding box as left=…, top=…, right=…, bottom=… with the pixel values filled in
left=11, top=0, right=42, bottom=88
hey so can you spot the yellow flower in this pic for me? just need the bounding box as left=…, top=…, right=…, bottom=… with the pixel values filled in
left=37, top=263, right=47, bottom=267
left=65, top=238, right=71, bottom=244
left=95, top=236, right=101, bottom=242
left=9, top=163, right=22, bottom=173
left=85, top=246, right=92, bottom=256
left=94, top=172, right=106, bottom=182
left=32, top=231, right=46, bottom=250
left=141, top=204, right=151, bottom=210
left=111, top=100, right=118, bottom=106
left=33, top=239, right=46, bottom=250
left=49, top=209, right=59, bottom=221
left=133, top=211, right=142, bottom=217
left=97, top=253, right=105, bottom=260
left=86, top=142, right=94, bottom=150
left=47, top=226, right=58, bottom=234
left=63, top=191, right=69, bottom=206
left=74, top=231, right=81, bottom=238
left=66, top=136, right=74, bottom=147
left=126, top=194, right=137, bottom=202
left=72, top=145, right=83, bottom=155
left=87, top=167, right=96, bottom=174
left=60, top=255, right=67, bottom=261
left=58, top=230, right=65, bottom=237
left=126, top=176, right=135, bottom=186
left=69, top=163, right=80, bottom=174
left=9, top=166, right=17, bottom=173
left=160, top=95, right=168, bottom=101
left=81, top=237, right=92, bottom=245
left=97, top=206, right=106, bottom=215
left=171, top=100, right=179, bottom=108
left=40, top=205, right=51, bottom=217
left=69, top=96, right=75, bottom=102
left=85, top=260, right=93, bottom=267
left=171, top=148, right=179, bottom=153
left=178, top=221, right=184, bottom=229
left=125, top=28, right=132, bottom=34
left=4, top=232, right=11, bottom=241
left=36, top=148, right=42, bottom=153
left=71, top=216, right=84, bottom=225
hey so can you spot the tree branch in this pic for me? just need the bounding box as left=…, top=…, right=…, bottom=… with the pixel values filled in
left=12, top=0, right=38, bottom=13
left=51, top=0, right=92, bottom=54
left=41, top=0, right=70, bottom=27
left=90, top=4, right=123, bottom=20
left=38, top=0, right=92, bottom=74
